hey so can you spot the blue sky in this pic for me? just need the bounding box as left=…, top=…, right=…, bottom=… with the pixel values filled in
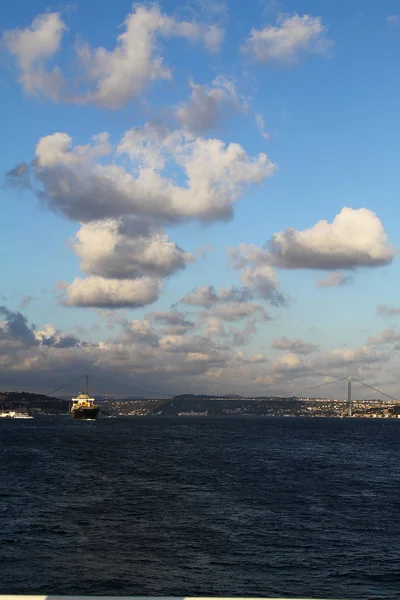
left=1, top=0, right=400, bottom=396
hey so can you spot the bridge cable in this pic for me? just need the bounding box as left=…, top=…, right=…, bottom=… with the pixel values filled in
left=279, top=376, right=348, bottom=398
left=351, top=377, right=398, bottom=402
left=48, top=375, right=86, bottom=397
left=87, top=374, right=172, bottom=399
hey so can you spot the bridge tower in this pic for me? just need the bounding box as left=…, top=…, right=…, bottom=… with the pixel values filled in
left=347, top=376, right=352, bottom=417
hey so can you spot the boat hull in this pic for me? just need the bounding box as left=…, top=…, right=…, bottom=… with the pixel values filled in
left=71, top=407, right=100, bottom=420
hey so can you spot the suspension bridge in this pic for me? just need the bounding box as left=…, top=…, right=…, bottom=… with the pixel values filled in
left=276, top=375, right=399, bottom=417
left=47, top=373, right=399, bottom=418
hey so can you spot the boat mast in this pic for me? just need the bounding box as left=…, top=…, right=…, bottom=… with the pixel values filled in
left=86, top=374, right=89, bottom=396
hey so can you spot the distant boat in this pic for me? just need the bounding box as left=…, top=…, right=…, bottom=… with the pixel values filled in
left=70, top=376, right=100, bottom=420
left=0, top=406, right=33, bottom=419
left=178, top=410, right=208, bottom=416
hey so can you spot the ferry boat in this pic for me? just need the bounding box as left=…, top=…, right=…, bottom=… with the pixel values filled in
left=71, top=376, right=100, bottom=420
left=0, top=408, right=33, bottom=419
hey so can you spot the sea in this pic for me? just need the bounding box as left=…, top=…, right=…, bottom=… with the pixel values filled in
left=1, top=416, right=400, bottom=599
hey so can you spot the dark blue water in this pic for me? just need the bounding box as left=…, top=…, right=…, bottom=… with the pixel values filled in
left=1, top=417, right=400, bottom=598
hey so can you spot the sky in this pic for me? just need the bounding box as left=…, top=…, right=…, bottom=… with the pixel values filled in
left=1, top=0, right=400, bottom=399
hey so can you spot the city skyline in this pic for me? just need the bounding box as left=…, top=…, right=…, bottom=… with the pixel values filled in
left=1, top=0, right=400, bottom=397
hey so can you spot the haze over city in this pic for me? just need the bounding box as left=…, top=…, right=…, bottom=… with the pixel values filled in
left=1, top=0, right=400, bottom=399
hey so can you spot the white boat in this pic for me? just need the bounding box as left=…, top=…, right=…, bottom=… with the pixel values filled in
left=0, top=408, right=33, bottom=419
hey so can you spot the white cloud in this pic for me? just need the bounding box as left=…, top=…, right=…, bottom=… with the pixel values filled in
left=180, top=285, right=269, bottom=348
left=317, top=272, right=352, bottom=287
left=387, top=15, right=400, bottom=26
left=248, top=353, right=266, bottom=363
left=120, top=318, right=160, bottom=346
left=240, top=264, right=284, bottom=304
left=242, top=13, right=333, bottom=64
left=3, top=12, right=66, bottom=100
left=203, top=316, right=227, bottom=337
left=152, top=311, right=193, bottom=326
left=255, top=113, right=269, bottom=140
left=33, top=126, right=275, bottom=224
left=35, top=131, right=111, bottom=169
left=1, top=304, right=399, bottom=399
left=368, top=329, right=400, bottom=346
left=273, top=352, right=302, bottom=370
left=202, top=24, right=225, bottom=52
left=320, top=346, right=383, bottom=369
left=73, top=219, right=193, bottom=279
left=3, top=12, right=66, bottom=70
left=0, top=306, right=38, bottom=345
left=272, top=336, right=320, bottom=354
left=181, top=285, right=254, bottom=307
left=181, top=285, right=219, bottom=307
left=60, top=276, right=162, bottom=308
left=159, top=333, right=213, bottom=354
left=209, top=302, right=268, bottom=322
left=229, top=317, right=259, bottom=346
left=218, top=286, right=254, bottom=303
left=33, top=324, right=79, bottom=348
left=75, top=5, right=176, bottom=108
left=0, top=306, right=79, bottom=349
left=176, top=76, right=247, bottom=134
left=229, top=208, right=395, bottom=270
left=3, top=5, right=224, bottom=108
left=377, top=305, right=400, bottom=317
left=184, top=352, right=211, bottom=362
left=151, top=311, right=195, bottom=335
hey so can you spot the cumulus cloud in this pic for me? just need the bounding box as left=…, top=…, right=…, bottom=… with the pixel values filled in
left=203, top=316, right=227, bottom=338
left=0, top=306, right=37, bottom=345
left=5, top=162, right=32, bottom=189
left=242, top=13, right=333, bottom=64
left=181, top=285, right=253, bottom=307
left=75, top=5, right=223, bottom=108
left=152, top=311, right=194, bottom=326
left=184, top=351, right=212, bottom=363
left=317, top=272, right=353, bottom=287
left=181, top=285, right=219, bottom=308
left=319, top=346, right=384, bottom=370
left=180, top=284, right=269, bottom=348
left=272, top=336, right=320, bottom=354
left=368, top=329, right=400, bottom=346
left=0, top=306, right=80, bottom=350
left=34, top=324, right=80, bottom=348
left=151, top=311, right=195, bottom=335
left=240, top=264, right=285, bottom=305
left=3, top=12, right=66, bottom=100
left=60, top=276, right=162, bottom=308
left=10, top=123, right=274, bottom=314
left=229, top=317, right=259, bottom=347
left=159, top=333, right=214, bottom=354
left=229, top=208, right=395, bottom=271
left=175, top=76, right=247, bottom=134
left=12, top=123, right=275, bottom=314
left=73, top=219, right=193, bottom=280
left=27, top=126, right=275, bottom=224
left=377, top=305, right=400, bottom=317
left=119, top=318, right=160, bottom=347
left=3, top=5, right=224, bottom=108
left=1, top=303, right=399, bottom=399
left=209, top=302, right=268, bottom=322
left=273, top=352, right=303, bottom=371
